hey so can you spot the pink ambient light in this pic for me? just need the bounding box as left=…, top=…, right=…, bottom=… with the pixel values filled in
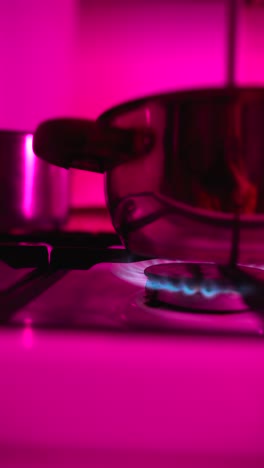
left=22, top=318, right=33, bottom=349
left=23, top=134, right=36, bottom=219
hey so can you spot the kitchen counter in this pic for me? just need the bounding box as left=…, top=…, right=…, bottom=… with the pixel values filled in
left=0, top=329, right=264, bottom=468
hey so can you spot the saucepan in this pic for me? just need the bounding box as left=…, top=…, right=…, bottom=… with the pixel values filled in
left=0, top=131, right=69, bottom=232
left=33, top=88, right=264, bottom=264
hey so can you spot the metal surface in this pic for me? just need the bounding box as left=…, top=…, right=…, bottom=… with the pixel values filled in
left=33, top=87, right=264, bottom=263
left=0, top=131, right=69, bottom=232
left=6, top=259, right=263, bottom=336
left=1, top=230, right=262, bottom=336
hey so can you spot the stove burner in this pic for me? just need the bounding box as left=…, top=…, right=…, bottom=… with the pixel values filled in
left=144, top=262, right=255, bottom=312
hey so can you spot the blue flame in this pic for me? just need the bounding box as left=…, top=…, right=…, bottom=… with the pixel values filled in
left=112, top=260, right=257, bottom=299
left=181, top=282, right=198, bottom=296
left=146, top=278, right=254, bottom=299
left=200, top=285, right=219, bottom=298
left=147, top=278, right=223, bottom=298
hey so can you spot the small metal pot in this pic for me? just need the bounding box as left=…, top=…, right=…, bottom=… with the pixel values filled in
left=0, top=130, right=69, bottom=232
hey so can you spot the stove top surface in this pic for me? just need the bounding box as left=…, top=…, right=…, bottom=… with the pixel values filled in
left=0, top=229, right=263, bottom=337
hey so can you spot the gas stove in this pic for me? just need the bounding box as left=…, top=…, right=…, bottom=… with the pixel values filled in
left=1, top=227, right=264, bottom=337
left=1, top=218, right=264, bottom=467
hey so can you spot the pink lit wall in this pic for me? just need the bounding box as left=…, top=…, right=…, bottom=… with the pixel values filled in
left=0, top=1, right=264, bottom=208
left=0, top=0, right=76, bottom=131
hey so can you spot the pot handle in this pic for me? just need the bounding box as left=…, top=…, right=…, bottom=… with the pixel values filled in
left=33, top=118, right=154, bottom=173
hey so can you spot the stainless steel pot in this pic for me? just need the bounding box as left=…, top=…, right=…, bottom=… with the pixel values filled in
left=33, top=87, right=264, bottom=264
left=0, top=130, right=69, bottom=232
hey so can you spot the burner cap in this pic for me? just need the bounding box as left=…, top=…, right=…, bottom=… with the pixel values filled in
left=144, top=262, right=251, bottom=312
